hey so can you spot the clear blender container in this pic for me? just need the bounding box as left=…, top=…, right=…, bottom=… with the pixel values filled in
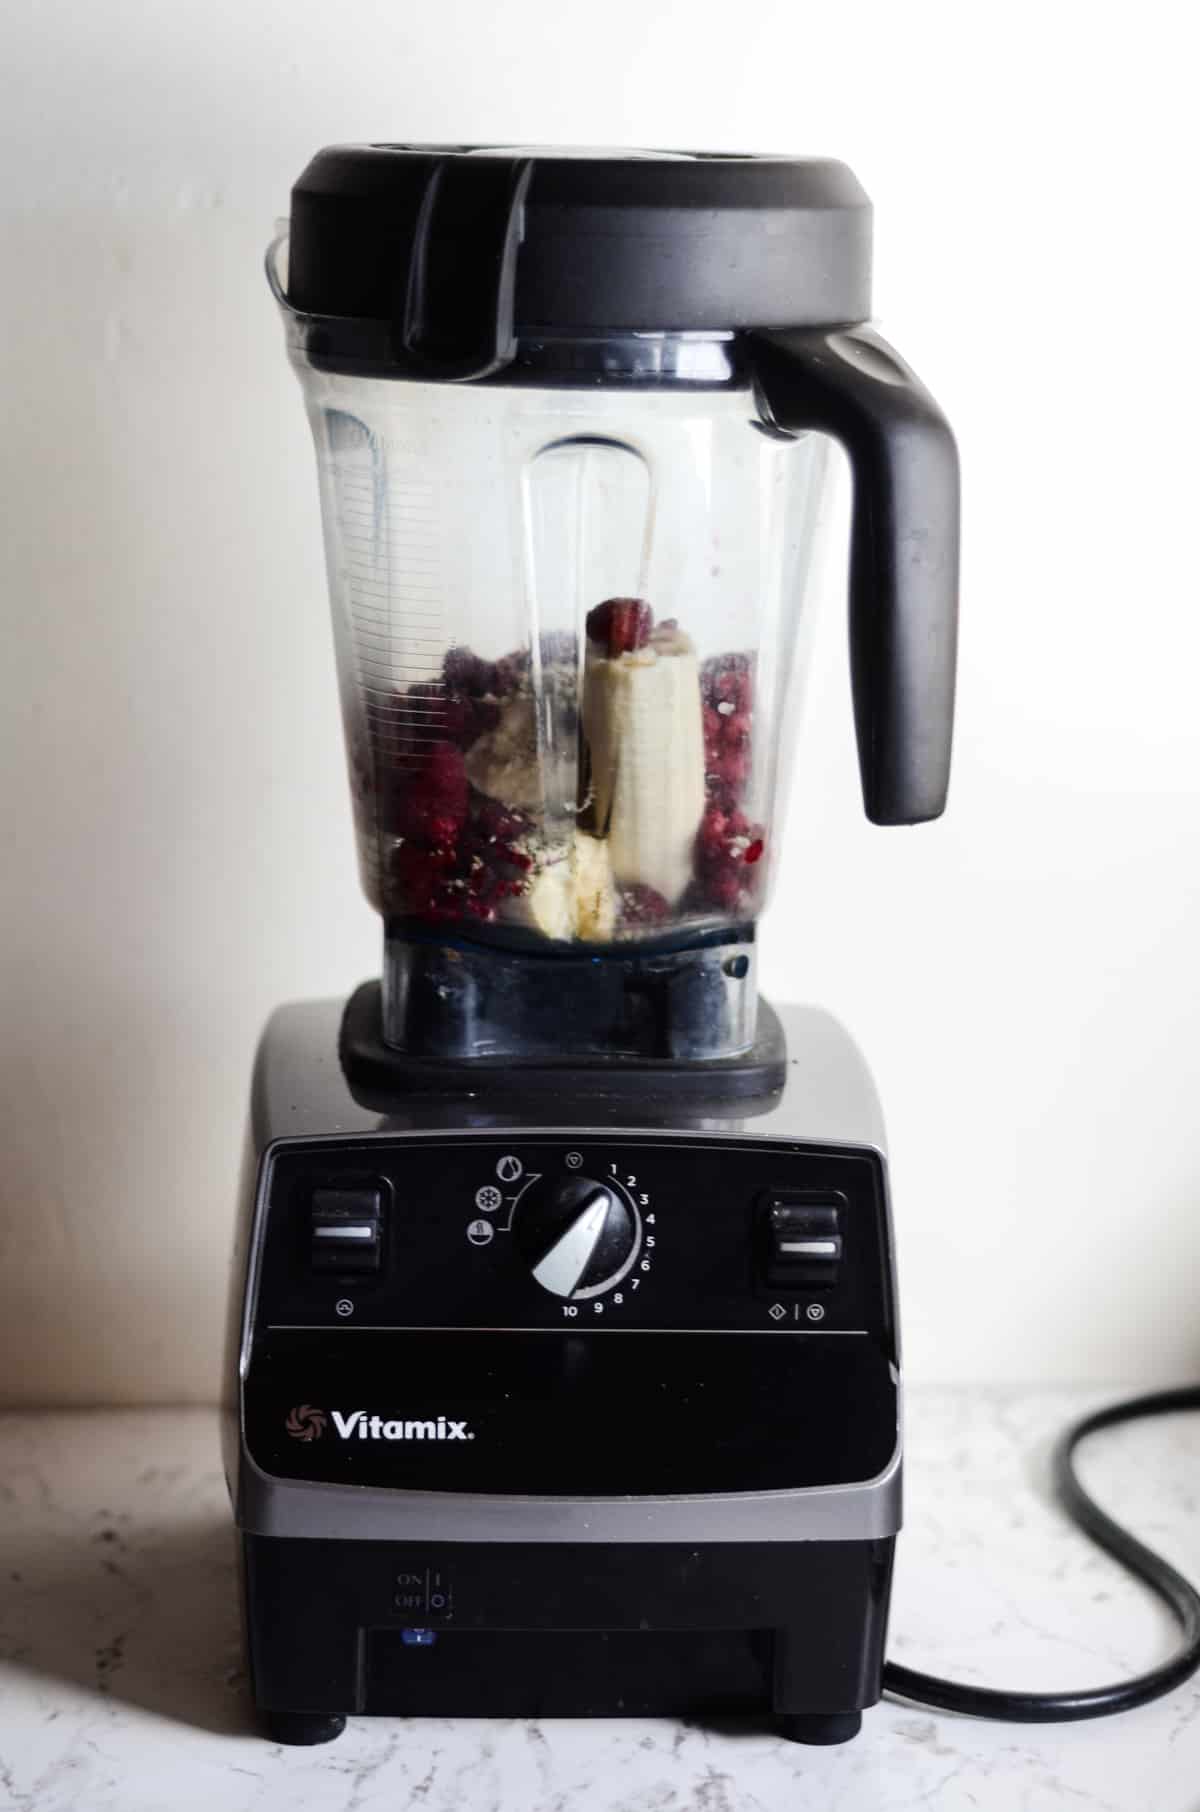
left=270, top=148, right=958, bottom=1063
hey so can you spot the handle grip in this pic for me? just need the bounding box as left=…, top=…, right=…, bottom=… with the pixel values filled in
left=749, top=327, right=959, bottom=825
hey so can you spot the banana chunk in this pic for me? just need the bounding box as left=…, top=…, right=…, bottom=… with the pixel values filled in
left=511, top=833, right=615, bottom=942
left=582, top=629, right=706, bottom=904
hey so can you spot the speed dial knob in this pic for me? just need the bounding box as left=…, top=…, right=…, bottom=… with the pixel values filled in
left=515, top=1176, right=640, bottom=1299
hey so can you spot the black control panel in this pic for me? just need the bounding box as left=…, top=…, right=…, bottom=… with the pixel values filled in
left=252, top=1135, right=892, bottom=1336
left=243, top=1133, right=897, bottom=1497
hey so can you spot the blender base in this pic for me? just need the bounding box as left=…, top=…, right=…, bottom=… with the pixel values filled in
left=379, top=924, right=765, bottom=1068
left=227, top=997, right=897, bottom=1749
left=242, top=1537, right=893, bottom=1746
left=343, top=977, right=787, bottom=1103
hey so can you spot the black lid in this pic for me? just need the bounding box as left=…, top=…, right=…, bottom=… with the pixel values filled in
left=282, top=145, right=872, bottom=380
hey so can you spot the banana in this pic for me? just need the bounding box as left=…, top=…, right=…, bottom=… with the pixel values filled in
left=511, top=832, right=615, bottom=942
left=464, top=687, right=543, bottom=813
left=572, top=832, right=616, bottom=941
left=581, top=624, right=706, bottom=904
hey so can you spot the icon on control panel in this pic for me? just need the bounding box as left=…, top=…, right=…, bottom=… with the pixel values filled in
left=768, top=1303, right=787, bottom=1322
left=475, top=1185, right=503, bottom=1213
left=496, top=1155, right=523, bottom=1183
left=806, top=1303, right=826, bottom=1322
left=335, top=1298, right=354, bottom=1318
left=565, top=1151, right=583, bottom=1170
left=467, top=1219, right=494, bottom=1247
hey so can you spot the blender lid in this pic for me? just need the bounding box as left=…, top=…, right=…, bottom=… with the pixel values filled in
left=282, top=145, right=872, bottom=379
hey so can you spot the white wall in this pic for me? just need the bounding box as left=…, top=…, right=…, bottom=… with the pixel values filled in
left=2, top=0, right=1198, bottom=1404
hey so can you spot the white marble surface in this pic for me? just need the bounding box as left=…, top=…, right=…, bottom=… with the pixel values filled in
left=0, top=1391, right=1197, bottom=1811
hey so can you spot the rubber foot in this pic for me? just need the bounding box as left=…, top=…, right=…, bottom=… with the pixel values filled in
left=263, top=1711, right=347, bottom=1746
left=777, top=1711, right=863, bottom=1746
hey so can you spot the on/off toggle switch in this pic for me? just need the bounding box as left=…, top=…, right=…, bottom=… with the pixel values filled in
left=310, top=1184, right=385, bottom=1273
left=763, top=1195, right=843, bottom=1288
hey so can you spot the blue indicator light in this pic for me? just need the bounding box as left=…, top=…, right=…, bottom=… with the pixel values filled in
left=401, top=1628, right=437, bottom=1648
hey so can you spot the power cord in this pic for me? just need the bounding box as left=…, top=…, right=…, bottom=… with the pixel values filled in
left=883, top=1384, right=1200, bottom=1722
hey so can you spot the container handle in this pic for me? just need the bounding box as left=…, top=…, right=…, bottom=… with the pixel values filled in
left=748, top=327, right=959, bottom=825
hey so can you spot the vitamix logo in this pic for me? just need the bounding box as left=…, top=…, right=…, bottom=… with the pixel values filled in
left=285, top=1407, right=474, bottom=1442
left=285, top=1405, right=327, bottom=1441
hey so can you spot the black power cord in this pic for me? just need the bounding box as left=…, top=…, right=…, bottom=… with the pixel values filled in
left=884, top=1384, right=1200, bottom=1722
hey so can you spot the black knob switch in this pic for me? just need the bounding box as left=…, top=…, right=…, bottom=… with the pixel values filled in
left=310, top=1184, right=384, bottom=1273
left=514, top=1175, right=639, bottom=1299
left=763, top=1195, right=843, bottom=1288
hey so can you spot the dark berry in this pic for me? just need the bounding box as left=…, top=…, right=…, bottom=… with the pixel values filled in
left=705, top=866, right=743, bottom=911
left=696, top=807, right=729, bottom=874
left=390, top=742, right=468, bottom=843
left=715, top=748, right=751, bottom=794
left=619, top=883, right=670, bottom=928
left=586, top=597, right=653, bottom=656
left=443, top=646, right=497, bottom=696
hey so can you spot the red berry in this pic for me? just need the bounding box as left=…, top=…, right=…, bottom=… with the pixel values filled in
left=423, top=743, right=467, bottom=806
left=696, top=808, right=729, bottom=873
left=443, top=646, right=498, bottom=696
left=743, top=837, right=764, bottom=865
left=391, top=841, right=454, bottom=911
left=705, top=867, right=743, bottom=911
left=620, top=883, right=670, bottom=927
left=720, top=711, right=750, bottom=751
left=703, top=706, right=723, bottom=745
left=390, top=742, right=468, bottom=843
left=586, top=597, right=653, bottom=656
left=474, top=796, right=532, bottom=846
left=714, top=748, right=750, bottom=794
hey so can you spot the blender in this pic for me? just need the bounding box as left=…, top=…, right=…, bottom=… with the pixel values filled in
left=224, top=145, right=959, bottom=1746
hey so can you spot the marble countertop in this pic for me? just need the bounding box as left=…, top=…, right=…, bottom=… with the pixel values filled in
left=1, top=1391, right=1197, bottom=1811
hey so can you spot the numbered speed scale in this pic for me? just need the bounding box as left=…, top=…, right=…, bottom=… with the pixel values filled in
left=225, top=144, right=958, bottom=1747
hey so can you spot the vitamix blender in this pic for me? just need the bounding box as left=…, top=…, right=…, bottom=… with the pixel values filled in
left=224, top=146, right=959, bottom=1747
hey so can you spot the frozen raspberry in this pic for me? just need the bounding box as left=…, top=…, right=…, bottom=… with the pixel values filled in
left=390, top=841, right=454, bottom=913
left=442, top=691, right=500, bottom=748
left=715, top=748, right=751, bottom=794
left=619, top=883, right=670, bottom=928
left=743, top=837, right=765, bottom=865
left=704, top=866, right=743, bottom=912
left=720, top=711, right=750, bottom=751
left=422, top=742, right=467, bottom=808
left=425, top=812, right=462, bottom=850
left=586, top=597, right=653, bottom=656
left=443, top=646, right=498, bottom=697
left=702, top=653, right=754, bottom=717
left=696, top=807, right=729, bottom=874
left=472, top=796, right=534, bottom=869
left=390, top=742, right=468, bottom=843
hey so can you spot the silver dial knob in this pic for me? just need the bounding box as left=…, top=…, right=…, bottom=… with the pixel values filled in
left=515, top=1176, right=640, bottom=1299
